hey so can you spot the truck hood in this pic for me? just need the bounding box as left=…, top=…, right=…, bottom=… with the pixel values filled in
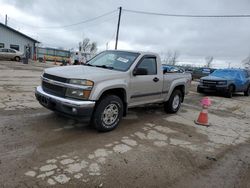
left=201, top=76, right=228, bottom=81
left=44, top=65, right=126, bottom=82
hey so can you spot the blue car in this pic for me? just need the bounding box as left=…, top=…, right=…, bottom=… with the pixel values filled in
left=197, top=69, right=250, bottom=98
left=162, top=65, right=184, bottom=73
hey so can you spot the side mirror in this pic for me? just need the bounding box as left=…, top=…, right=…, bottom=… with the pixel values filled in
left=133, top=68, right=148, bottom=76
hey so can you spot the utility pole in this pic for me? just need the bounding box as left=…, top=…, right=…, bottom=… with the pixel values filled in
left=5, top=14, right=8, bottom=26
left=115, top=7, right=122, bottom=50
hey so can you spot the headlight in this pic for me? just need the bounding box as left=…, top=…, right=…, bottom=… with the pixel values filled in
left=69, top=79, right=94, bottom=86
left=66, top=88, right=91, bottom=99
left=66, top=79, right=93, bottom=99
left=199, top=79, right=203, bottom=83
left=217, top=81, right=227, bottom=85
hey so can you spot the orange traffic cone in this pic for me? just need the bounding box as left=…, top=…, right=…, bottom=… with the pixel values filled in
left=195, top=108, right=210, bottom=126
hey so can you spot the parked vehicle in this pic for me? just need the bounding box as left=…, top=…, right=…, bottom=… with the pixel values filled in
left=35, top=50, right=191, bottom=132
left=36, top=47, right=70, bottom=63
left=162, top=65, right=185, bottom=73
left=0, top=48, right=23, bottom=61
left=197, top=69, right=250, bottom=98
left=192, top=67, right=216, bottom=80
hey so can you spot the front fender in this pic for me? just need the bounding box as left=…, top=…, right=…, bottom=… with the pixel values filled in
left=89, top=79, right=128, bottom=102
left=165, top=79, right=187, bottom=101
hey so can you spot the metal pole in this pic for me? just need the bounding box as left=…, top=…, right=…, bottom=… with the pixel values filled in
left=5, top=14, right=7, bottom=26
left=115, top=7, right=122, bottom=50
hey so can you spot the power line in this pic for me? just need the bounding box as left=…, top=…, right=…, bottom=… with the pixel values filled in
left=123, top=9, right=250, bottom=18
left=9, top=9, right=117, bottom=29
left=37, top=16, right=118, bottom=34
left=9, top=14, right=117, bottom=33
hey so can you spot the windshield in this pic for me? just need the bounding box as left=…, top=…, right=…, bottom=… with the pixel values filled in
left=87, top=51, right=140, bottom=71
left=210, top=70, right=239, bottom=79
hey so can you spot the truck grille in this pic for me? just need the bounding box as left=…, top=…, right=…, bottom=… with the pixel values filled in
left=42, top=81, right=66, bottom=97
left=202, top=80, right=217, bottom=87
left=42, top=73, right=68, bottom=97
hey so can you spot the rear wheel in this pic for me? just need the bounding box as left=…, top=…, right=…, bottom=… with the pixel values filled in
left=164, top=90, right=182, bottom=113
left=225, top=85, right=234, bottom=98
left=244, top=85, right=250, bottom=96
left=92, top=95, right=123, bottom=132
left=14, top=56, right=20, bottom=61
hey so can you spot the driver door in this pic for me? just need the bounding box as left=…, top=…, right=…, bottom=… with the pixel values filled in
left=129, top=56, right=162, bottom=106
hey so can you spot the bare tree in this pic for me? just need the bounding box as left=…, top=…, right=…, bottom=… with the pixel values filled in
left=90, top=42, right=97, bottom=54
left=79, top=38, right=97, bottom=53
left=164, top=50, right=179, bottom=65
left=205, top=56, right=213, bottom=68
left=171, top=51, right=179, bottom=65
left=242, top=54, right=250, bottom=69
left=163, top=51, right=171, bottom=64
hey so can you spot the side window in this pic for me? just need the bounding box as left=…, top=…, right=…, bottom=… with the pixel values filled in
left=137, top=57, right=157, bottom=75
left=9, top=49, right=16, bottom=53
left=0, top=43, right=4, bottom=48
left=2, top=49, right=8, bottom=52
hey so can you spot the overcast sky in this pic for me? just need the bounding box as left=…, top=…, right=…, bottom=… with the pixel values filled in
left=0, top=0, right=250, bottom=67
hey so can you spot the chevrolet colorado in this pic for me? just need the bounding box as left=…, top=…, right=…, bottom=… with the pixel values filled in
left=35, top=50, right=191, bottom=131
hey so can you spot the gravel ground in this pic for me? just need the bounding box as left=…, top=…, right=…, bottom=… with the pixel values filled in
left=0, top=60, right=250, bottom=188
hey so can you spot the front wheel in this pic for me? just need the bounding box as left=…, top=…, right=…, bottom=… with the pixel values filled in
left=197, top=86, right=203, bottom=93
left=92, top=95, right=123, bottom=132
left=225, top=85, right=234, bottom=98
left=164, top=90, right=182, bottom=113
left=244, top=86, right=250, bottom=96
left=14, top=56, right=21, bottom=62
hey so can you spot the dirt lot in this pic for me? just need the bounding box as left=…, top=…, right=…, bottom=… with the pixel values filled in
left=0, top=60, right=250, bottom=188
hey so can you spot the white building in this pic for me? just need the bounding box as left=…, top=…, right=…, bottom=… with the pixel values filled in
left=0, top=22, right=38, bottom=59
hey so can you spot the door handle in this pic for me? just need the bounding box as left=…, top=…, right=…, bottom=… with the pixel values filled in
left=153, top=77, right=159, bottom=82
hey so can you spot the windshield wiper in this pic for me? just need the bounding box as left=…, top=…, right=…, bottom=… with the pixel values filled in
left=94, top=65, right=114, bottom=70
left=82, top=63, right=94, bottom=67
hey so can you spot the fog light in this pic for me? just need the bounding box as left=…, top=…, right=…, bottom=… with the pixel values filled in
left=72, top=107, right=77, bottom=114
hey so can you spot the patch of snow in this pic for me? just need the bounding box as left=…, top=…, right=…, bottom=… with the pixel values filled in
left=53, top=174, right=70, bottom=184
left=60, top=158, right=75, bottom=165
left=25, top=171, right=36, bottom=177
left=113, top=144, right=132, bottom=153
left=40, top=164, right=57, bottom=172
left=121, top=138, right=137, bottom=146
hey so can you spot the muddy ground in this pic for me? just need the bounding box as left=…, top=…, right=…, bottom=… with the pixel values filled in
left=0, top=60, right=250, bottom=188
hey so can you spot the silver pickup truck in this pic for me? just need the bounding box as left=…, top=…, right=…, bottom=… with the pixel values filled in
left=35, top=50, right=191, bottom=131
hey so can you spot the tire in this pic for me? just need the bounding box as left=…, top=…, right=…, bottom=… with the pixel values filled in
left=225, top=85, right=234, bottom=98
left=14, top=56, right=20, bottom=62
left=244, top=85, right=250, bottom=96
left=92, top=95, right=123, bottom=132
left=164, top=89, right=182, bottom=113
left=197, top=87, right=203, bottom=93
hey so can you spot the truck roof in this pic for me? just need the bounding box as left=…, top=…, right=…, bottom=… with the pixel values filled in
left=106, top=50, right=159, bottom=56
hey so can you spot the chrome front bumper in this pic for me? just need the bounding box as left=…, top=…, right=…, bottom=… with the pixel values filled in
left=35, top=86, right=95, bottom=121
left=35, top=86, right=95, bottom=108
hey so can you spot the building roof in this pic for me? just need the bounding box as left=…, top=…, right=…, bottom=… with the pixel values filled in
left=0, top=22, right=39, bottom=43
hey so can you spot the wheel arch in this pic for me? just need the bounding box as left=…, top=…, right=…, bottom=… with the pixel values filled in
left=229, top=83, right=236, bottom=92
left=172, top=85, right=185, bottom=102
left=97, top=88, right=127, bottom=116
